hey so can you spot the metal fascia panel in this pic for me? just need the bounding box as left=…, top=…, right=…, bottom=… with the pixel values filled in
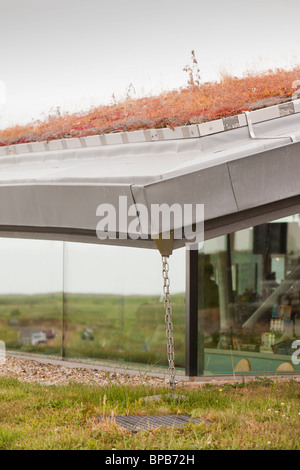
left=0, top=183, right=137, bottom=238
left=228, top=141, right=300, bottom=211
left=131, top=162, right=238, bottom=235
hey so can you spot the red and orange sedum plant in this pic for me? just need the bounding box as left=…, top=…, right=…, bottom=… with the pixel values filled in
left=1, top=60, right=300, bottom=147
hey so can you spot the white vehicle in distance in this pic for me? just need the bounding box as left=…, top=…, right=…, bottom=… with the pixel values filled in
left=31, top=332, right=47, bottom=346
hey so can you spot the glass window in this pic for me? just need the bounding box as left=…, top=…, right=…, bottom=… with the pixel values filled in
left=198, top=215, right=300, bottom=375
left=0, top=238, right=63, bottom=355
left=63, top=243, right=186, bottom=369
left=0, top=237, right=185, bottom=370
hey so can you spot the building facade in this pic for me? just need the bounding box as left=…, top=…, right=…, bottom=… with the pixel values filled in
left=1, top=100, right=300, bottom=377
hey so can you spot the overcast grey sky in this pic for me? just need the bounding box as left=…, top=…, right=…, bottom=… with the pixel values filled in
left=0, top=0, right=300, bottom=128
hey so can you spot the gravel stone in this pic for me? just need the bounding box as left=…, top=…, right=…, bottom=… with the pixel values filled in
left=0, top=356, right=168, bottom=387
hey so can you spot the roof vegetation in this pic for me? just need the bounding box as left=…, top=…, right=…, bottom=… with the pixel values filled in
left=1, top=53, right=300, bottom=147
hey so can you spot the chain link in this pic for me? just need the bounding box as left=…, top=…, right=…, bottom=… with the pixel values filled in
left=162, top=255, right=177, bottom=390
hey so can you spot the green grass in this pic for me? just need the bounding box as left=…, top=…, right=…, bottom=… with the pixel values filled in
left=0, top=377, right=299, bottom=450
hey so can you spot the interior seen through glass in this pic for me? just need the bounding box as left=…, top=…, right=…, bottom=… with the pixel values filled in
left=199, top=214, right=300, bottom=374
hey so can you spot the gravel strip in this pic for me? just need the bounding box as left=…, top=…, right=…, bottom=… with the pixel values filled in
left=0, top=356, right=298, bottom=388
left=0, top=356, right=168, bottom=387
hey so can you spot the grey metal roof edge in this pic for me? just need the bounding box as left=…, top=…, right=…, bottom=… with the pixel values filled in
left=2, top=193, right=300, bottom=250
left=128, top=139, right=300, bottom=241
left=1, top=99, right=299, bottom=157
left=0, top=224, right=185, bottom=250
left=203, top=194, right=300, bottom=241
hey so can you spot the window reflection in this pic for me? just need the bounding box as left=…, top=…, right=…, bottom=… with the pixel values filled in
left=63, top=243, right=186, bottom=367
left=0, top=238, right=185, bottom=368
left=0, top=238, right=63, bottom=355
left=199, top=216, right=300, bottom=374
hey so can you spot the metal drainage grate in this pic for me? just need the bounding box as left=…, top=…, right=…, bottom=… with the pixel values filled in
left=97, top=414, right=211, bottom=432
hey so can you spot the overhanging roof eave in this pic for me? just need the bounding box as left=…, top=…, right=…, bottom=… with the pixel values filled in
left=0, top=104, right=300, bottom=248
